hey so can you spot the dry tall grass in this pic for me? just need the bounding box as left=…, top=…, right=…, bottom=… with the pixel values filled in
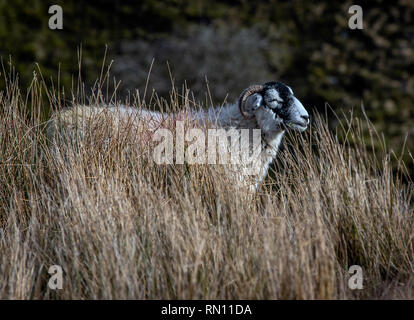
left=0, top=68, right=413, bottom=299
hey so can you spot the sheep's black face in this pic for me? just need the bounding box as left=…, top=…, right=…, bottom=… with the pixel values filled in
left=262, top=82, right=309, bottom=132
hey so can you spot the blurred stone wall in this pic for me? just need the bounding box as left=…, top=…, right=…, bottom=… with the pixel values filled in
left=0, top=0, right=413, bottom=176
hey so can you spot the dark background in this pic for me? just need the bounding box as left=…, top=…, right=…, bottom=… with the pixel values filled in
left=0, top=0, right=413, bottom=177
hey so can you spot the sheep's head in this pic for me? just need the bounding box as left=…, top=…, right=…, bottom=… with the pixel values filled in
left=239, top=81, right=309, bottom=132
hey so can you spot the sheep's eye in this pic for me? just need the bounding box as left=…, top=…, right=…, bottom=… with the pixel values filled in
left=270, top=98, right=282, bottom=103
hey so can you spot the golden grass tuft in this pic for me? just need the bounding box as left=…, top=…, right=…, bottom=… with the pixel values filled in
left=0, top=69, right=413, bottom=299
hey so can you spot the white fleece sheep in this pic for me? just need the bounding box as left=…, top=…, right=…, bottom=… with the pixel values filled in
left=48, top=81, right=309, bottom=190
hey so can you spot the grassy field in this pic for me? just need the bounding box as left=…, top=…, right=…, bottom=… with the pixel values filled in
left=0, top=68, right=413, bottom=299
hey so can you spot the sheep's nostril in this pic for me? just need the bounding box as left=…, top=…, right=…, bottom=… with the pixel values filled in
left=301, top=114, right=309, bottom=123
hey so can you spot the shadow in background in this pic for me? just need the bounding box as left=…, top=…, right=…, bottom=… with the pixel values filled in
left=0, top=0, right=413, bottom=177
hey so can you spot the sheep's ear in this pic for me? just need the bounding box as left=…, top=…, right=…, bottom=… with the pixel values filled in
left=244, top=93, right=263, bottom=115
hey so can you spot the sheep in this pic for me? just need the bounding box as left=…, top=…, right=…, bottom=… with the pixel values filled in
left=48, top=81, right=310, bottom=190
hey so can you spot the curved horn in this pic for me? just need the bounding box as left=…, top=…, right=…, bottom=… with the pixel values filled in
left=238, top=84, right=264, bottom=119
